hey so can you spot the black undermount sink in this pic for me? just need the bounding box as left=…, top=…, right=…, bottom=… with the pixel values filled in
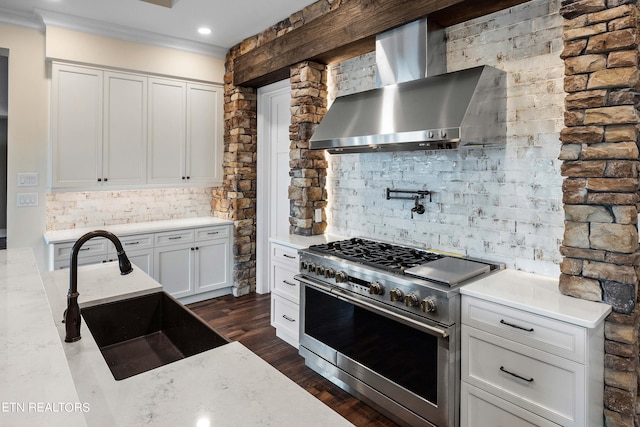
left=81, top=291, right=229, bottom=380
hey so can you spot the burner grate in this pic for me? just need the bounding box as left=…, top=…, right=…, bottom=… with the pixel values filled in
left=309, top=238, right=443, bottom=274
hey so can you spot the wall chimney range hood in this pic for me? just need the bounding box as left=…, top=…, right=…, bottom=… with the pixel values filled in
left=310, top=19, right=506, bottom=154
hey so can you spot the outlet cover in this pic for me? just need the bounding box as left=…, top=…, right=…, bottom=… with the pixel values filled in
left=17, top=193, right=38, bottom=207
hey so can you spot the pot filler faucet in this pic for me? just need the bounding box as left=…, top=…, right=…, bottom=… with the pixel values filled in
left=64, top=230, right=133, bottom=343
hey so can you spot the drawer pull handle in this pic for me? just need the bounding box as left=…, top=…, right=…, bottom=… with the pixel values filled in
left=126, top=241, right=140, bottom=245
left=168, top=236, right=182, bottom=240
left=500, top=319, right=534, bottom=332
left=282, top=254, right=296, bottom=259
left=500, top=366, right=534, bottom=383
left=207, top=232, right=219, bottom=235
left=79, top=247, right=91, bottom=252
left=282, top=280, right=297, bottom=287
left=282, top=314, right=296, bottom=322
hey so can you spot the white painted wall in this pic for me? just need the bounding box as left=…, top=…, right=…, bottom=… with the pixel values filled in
left=0, top=24, right=49, bottom=267
left=326, top=0, right=564, bottom=276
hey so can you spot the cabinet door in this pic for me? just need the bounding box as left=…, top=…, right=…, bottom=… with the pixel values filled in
left=51, top=63, right=103, bottom=188
left=186, top=83, right=223, bottom=185
left=194, top=239, right=229, bottom=293
left=103, top=72, right=147, bottom=185
left=147, top=78, right=186, bottom=184
left=154, top=242, right=193, bottom=299
left=126, top=249, right=154, bottom=277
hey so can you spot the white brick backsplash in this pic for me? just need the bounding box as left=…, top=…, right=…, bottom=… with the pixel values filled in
left=326, top=0, right=563, bottom=276
left=46, top=187, right=213, bottom=231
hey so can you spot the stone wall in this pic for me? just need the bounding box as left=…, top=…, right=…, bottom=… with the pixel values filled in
left=212, top=45, right=258, bottom=296
left=288, top=61, right=328, bottom=236
left=46, top=187, right=212, bottom=230
left=558, top=1, right=640, bottom=424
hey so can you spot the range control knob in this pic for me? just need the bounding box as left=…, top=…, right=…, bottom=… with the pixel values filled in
left=307, top=263, right=316, bottom=273
left=404, top=293, right=419, bottom=307
left=335, top=271, right=349, bottom=283
left=300, top=261, right=308, bottom=271
left=390, top=288, right=404, bottom=302
left=421, top=297, right=437, bottom=313
left=316, top=265, right=326, bottom=276
left=369, top=282, right=385, bottom=295
left=324, top=268, right=336, bottom=279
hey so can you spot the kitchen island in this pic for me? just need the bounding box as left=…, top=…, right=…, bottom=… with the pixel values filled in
left=0, top=247, right=352, bottom=426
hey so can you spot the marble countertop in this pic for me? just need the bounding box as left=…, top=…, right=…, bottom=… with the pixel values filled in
left=460, top=269, right=612, bottom=328
left=269, top=233, right=346, bottom=250
left=44, top=217, right=234, bottom=244
left=1, top=248, right=352, bottom=426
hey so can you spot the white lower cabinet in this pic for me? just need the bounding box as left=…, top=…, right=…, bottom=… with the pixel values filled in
left=461, top=382, right=560, bottom=427
left=269, top=241, right=300, bottom=348
left=460, top=271, right=610, bottom=427
left=47, top=221, right=232, bottom=303
left=154, top=226, right=231, bottom=303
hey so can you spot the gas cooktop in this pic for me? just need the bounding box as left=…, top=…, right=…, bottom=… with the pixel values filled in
left=307, top=237, right=497, bottom=287
left=308, top=238, right=443, bottom=274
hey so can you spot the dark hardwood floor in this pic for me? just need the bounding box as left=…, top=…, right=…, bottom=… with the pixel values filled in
left=188, top=293, right=400, bottom=427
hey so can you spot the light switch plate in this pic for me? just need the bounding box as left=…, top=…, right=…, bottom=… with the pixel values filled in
left=17, top=173, right=38, bottom=187
left=17, top=193, right=38, bottom=207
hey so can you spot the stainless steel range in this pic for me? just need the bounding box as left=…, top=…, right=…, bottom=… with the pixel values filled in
left=296, top=238, right=503, bottom=427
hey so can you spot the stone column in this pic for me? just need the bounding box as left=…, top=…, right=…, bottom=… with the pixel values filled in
left=559, top=2, right=640, bottom=424
left=289, top=61, right=328, bottom=236
left=213, top=44, right=258, bottom=296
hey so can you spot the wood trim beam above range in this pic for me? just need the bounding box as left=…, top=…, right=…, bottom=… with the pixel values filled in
left=233, top=0, right=532, bottom=87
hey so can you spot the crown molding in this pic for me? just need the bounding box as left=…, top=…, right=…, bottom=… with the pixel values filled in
left=37, top=9, right=227, bottom=59
left=0, top=7, right=44, bottom=31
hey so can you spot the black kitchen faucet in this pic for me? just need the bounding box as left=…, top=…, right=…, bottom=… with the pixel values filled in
left=64, top=230, right=133, bottom=343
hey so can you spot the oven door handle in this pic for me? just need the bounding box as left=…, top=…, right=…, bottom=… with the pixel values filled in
left=296, top=274, right=450, bottom=339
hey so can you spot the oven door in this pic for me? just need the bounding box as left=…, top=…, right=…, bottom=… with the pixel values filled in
left=298, top=275, right=457, bottom=427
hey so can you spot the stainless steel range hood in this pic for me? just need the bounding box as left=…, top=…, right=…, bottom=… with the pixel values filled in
left=309, top=19, right=506, bottom=154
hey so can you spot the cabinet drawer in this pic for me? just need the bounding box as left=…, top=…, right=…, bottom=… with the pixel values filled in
left=116, top=233, right=154, bottom=252
left=462, top=326, right=585, bottom=427
left=154, top=229, right=195, bottom=247
left=271, top=295, right=299, bottom=340
left=462, top=296, right=587, bottom=363
left=272, top=262, right=300, bottom=302
left=271, top=243, right=299, bottom=266
left=53, top=239, right=108, bottom=262
left=195, top=226, right=229, bottom=242
left=461, top=382, right=561, bottom=427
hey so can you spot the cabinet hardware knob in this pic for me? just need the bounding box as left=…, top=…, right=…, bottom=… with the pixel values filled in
left=104, top=178, right=108, bottom=182
left=97, top=178, right=102, bottom=182
left=182, top=176, right=186, bottom=180
left=500, top=319, right=534, bottom=332
left=500, top=366, right=534, bottom=383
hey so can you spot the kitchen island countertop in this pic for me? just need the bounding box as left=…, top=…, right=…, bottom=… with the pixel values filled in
left=1, top=247, right=352, bottom=426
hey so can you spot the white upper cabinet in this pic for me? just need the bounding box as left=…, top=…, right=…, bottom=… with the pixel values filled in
left=50, top=62, right=223, bottom=190
left=147, top=78, right=186, bottom=184
left=103, top=72, right=147, bottom=186
left=186, top=83, right=223, bottom=185
left=51, top=63, right=103, bottom=188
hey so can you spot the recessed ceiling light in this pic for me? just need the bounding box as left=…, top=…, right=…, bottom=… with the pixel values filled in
left=198, top=27, right=212, bottom=35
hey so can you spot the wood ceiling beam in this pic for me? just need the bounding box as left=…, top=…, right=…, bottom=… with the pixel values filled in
left=233, top=0, right=531, bottom=88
